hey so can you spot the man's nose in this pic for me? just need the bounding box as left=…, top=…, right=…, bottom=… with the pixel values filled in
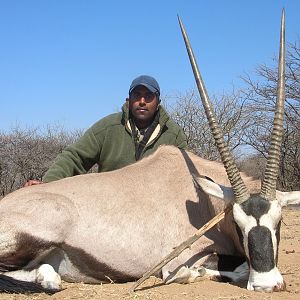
left=139, top=97, right=146, bottom=105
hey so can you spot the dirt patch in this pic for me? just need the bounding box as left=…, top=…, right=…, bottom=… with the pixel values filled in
left=1, top=208, right=299, bottom=300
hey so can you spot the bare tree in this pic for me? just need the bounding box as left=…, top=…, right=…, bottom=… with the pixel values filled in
left=0, top=124, right=83, bottom=196
left=165, top=89, right=249, bottom=161
left=241, top=39, right=300, bottom=190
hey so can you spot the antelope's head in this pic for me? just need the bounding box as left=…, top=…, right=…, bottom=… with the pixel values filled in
left=179, top=10, right=300, bottom=292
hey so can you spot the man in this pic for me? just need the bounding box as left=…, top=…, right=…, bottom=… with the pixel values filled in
left=25, top=75, right=187, bottom=186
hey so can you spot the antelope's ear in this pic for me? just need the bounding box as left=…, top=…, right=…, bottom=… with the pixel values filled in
left=276, top=190, right=300, bottom=207
left=192, top=175, right=235, bottom=205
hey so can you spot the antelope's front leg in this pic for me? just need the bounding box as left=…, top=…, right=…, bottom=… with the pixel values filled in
left=162, top=265, right=207, bottom=284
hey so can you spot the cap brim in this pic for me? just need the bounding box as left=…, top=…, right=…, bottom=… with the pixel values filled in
left=129, top=83, right=158, bottom=94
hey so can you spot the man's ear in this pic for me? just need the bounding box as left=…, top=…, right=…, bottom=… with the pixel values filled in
left=156, top=96, right=161, bottom=110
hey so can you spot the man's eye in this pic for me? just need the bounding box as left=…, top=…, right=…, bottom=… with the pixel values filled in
left=131, top=93, right=140, bottom=99
left=130, top=92, right=155, bottom=101
left=145, top=93, right=155, bottom=100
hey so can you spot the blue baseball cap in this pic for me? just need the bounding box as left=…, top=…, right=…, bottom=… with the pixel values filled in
left=129, top=75, right=160, bottom=95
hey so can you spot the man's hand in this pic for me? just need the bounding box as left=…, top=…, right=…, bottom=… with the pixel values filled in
left=24, top=179, right=43, bottom=187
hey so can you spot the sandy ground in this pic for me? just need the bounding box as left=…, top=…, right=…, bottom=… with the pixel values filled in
left=1, top=207, right=299, bottom=300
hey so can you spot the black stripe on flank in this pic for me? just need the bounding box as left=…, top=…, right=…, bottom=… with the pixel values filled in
left=0, top=232, right=136, bottom=283
left=248, top=226, right=275, bottom=272
left=61, top=244, right=137, bottom=283
left=0, top=233, right=53, bottom=271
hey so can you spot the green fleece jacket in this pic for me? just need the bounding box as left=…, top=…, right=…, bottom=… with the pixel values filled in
left=43, top=103, right=187, bottom=182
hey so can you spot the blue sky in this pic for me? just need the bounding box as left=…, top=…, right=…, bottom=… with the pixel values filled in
left=1, top=0, right=299, bottom=132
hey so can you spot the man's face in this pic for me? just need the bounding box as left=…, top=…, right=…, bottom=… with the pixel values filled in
left=128, top=85, right=159, bottom=129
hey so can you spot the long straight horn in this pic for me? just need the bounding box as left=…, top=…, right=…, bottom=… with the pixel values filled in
left=260, top=10, right=286, bottom=201
left=178, top=15, right=249, bottom=204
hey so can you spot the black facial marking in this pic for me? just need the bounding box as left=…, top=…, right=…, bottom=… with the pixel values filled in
left=248, top=226, right=275, bottom=272
left=235, top=222, right=244, bottom=249
left=241, top=196, right=271, bottom=222
left=275, top=221, right=281, bottom=264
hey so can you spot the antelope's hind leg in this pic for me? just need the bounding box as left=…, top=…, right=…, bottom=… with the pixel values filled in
left=0, top=229, right=62, bottom=293
left=0, top=192, right=76, bottom=293
left=3, top=263, right=61, bottom=291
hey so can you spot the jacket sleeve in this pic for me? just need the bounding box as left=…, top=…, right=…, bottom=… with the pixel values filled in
left=43, top=127, right=101, bottom=183
left=175, top=127, right=188, bottom=149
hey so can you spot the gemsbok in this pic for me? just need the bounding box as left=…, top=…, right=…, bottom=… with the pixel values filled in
left=0, top=10, right=299, bottom=294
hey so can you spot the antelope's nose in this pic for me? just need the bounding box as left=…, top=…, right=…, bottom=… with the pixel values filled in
left=253, top=281, right=286, bottom=292
left=273, top=281, right=286, bottom=292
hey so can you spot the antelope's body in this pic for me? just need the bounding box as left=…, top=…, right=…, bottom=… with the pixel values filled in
left=0, top=146, right=242, bottom=283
